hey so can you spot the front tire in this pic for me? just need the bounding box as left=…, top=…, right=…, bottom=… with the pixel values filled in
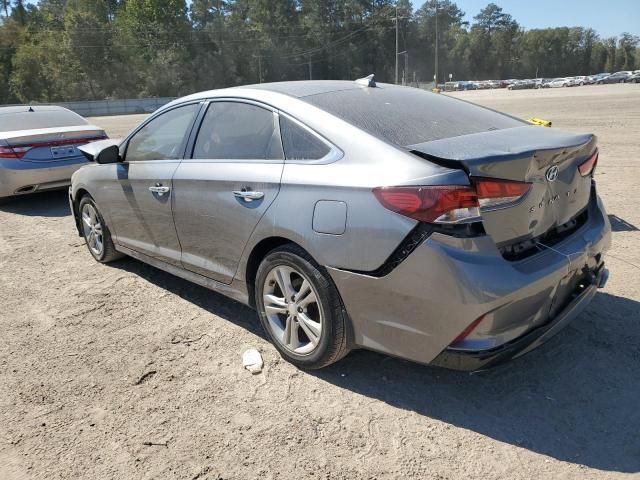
left=255, top=244, right=350, bottom=369
left=78, top=195, right=123, bottom=263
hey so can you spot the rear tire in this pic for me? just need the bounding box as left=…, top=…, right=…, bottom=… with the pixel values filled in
left=78, top=195, right=123, bottom=263
left=255, top=244, right=350, bottom=369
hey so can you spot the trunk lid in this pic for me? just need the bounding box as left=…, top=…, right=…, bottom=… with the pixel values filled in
left=2, top=125, right=107, bottom=162
left=408, top=125, right=596, bottom=246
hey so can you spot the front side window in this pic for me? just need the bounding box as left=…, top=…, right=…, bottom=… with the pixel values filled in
left=192, top=102, right=283, bottom=160
left=125, top=104, right=199, bottom=162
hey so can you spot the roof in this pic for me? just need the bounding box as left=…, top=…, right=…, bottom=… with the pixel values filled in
left=235, top=80, right=364, bottom=98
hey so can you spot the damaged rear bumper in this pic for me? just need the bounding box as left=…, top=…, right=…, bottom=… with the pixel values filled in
left=327, top=191, right=611, bottom=370
left=430, top=263, right=608, bottom=370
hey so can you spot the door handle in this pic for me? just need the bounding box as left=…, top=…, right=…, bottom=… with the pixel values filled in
left=149, top=184, right=170, bottom=196
left=233, top=190, right=264, bottom=202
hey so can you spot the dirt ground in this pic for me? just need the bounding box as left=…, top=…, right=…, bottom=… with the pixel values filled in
left=1, top=84, right=639, bottom=480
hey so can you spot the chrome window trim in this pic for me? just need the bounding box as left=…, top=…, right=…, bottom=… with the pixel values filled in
left=277, top=111, right=344, bottom=165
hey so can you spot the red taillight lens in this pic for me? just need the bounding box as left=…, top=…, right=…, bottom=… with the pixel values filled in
left=0, top=145, right=33, bottom=158
left=373, top=185, right=479, bottom=223
left=474, top=178, right=531, bottom=209
left=578, top=150, right=598, bottom=177
left=373, top=178, right=530, bottom=224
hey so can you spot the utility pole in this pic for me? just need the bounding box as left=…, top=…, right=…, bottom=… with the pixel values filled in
left=398, top=51, right=408, bottom=85
left=258, top=55, right=263, bottom=83
left=308, top=55, right=312, bottom=80
left=434, top=0, right=439, bottom=86
left=405, top=52, right=409, bottom=86
left=394, top=3, right=409, bottom=85
left=395, top=5, right=399, bottom=84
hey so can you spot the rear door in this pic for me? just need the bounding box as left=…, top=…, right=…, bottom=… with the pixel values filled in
left=172, top=100, right=284, bottom=284
left=103, top=103, right=201, bottom=265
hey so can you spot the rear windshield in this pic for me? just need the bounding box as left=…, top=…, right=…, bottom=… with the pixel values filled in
left=303, top=86, right=524, bottom=147
left=0, top=109, right=88, bottom=132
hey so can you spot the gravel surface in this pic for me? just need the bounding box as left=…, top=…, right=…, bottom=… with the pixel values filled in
left=1, top=84, right=639, bottom=479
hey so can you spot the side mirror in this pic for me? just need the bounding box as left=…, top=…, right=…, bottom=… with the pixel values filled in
left=95, top=145, right=120, bottom=164
left=78, top=139, right=122, bottom=164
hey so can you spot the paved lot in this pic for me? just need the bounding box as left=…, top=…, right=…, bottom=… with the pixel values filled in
left=1, top=84, right=639, bottom=479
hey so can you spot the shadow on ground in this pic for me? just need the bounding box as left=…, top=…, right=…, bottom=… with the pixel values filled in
left=0, top=190, right=70, bottom=217
left=112, top=255, right=640, bottom=474
left=608, top=214, right=639, bottom=232
left=111, top=256, right=266, bottom=341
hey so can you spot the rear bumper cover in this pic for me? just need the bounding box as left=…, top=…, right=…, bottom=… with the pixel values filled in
left=430, top=264, right=607, bottom=370
left=327, top=189, right=611, bottom=369
left=0, top=156, right=87, bottom=198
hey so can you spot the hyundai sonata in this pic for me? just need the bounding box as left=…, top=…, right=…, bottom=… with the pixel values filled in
left=69, top=79, right=610, bottom=370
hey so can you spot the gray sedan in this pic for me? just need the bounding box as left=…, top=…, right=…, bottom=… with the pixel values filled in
left=69, top=80, right=611, bottom=370
left=0, top=105, right=106, bottom=199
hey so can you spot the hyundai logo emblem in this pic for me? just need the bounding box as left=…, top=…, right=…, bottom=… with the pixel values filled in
left=545, top=165, right=559, bottom=182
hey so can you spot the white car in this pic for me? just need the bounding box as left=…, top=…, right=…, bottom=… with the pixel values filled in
left=572, top=76, right=591, bottom=86
left=547, top=78, right=572, bottom=88
left=1, top=106, right=106, bottom=199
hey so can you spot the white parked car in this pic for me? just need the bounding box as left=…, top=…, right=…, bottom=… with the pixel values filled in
left=572, top=76, right=591, bottom=86
left=547, top=78, right=573, bottom=88
left=1, top=106, right=106, bottom=199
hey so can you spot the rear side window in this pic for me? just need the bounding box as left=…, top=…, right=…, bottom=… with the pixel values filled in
left=0, top=108, right=87, bottom=132
left=125, top=104, right=199, bottom=162
left=193, top=102, right=283, bottom=160
left=279, top=116, right=330, bottom=161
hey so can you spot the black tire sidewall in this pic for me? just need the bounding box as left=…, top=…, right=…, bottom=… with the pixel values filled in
left=78, top=195, right=109, bottom=262
left=255, top=248, right=339, bottom=368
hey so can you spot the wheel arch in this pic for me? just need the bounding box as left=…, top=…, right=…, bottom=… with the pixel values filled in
left=244, top=236, right=304, bottom=308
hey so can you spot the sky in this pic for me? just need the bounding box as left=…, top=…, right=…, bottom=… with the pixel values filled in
left=453, top=0, right=640, bottom=38
left=18, top=0, right=640, bottom=38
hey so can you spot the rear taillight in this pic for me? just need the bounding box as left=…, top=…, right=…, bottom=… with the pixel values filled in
left=0, top=145, right=31, bottom=158
left=578, top=150, right=598, bottom=176
left=0, top=136, right=106, bottom=160
left=474, top=178, right=531, bottom=209
left=373, top=178, right=530, bottom=224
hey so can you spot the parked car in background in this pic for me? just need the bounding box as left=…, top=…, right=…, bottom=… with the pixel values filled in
left=591, top=73, right=610, bottom=83
left=0, top=106, right=107, bottom=199
left=70, top=80, right=610, bottom=371
left=508, top=79, right=535, bottom=90
left=572, top=76, right=592, bottom=86
left=535, top=78, right=552, bottom=88
left=444, top=81, right=460, bottom=91
left=459, top=81, right=478, bottom=91
left=626, top=72, right=640, bottom=83
left=597, top=71, right=632, bottom=84
left=547, top=77, right=573, bottom=88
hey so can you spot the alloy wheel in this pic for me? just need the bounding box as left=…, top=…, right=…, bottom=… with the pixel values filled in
left=262, top=265, right=322, bottom=355
left=81, top=203, right=104, bottom=257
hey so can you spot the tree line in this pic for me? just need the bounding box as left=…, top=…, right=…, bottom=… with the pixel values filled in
left=0, top=0, right=638, bottom=104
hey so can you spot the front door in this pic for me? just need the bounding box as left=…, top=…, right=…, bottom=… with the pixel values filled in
left=105, top=103, right=200, bottom=266
left=172, top=100, right=285, bottom=284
